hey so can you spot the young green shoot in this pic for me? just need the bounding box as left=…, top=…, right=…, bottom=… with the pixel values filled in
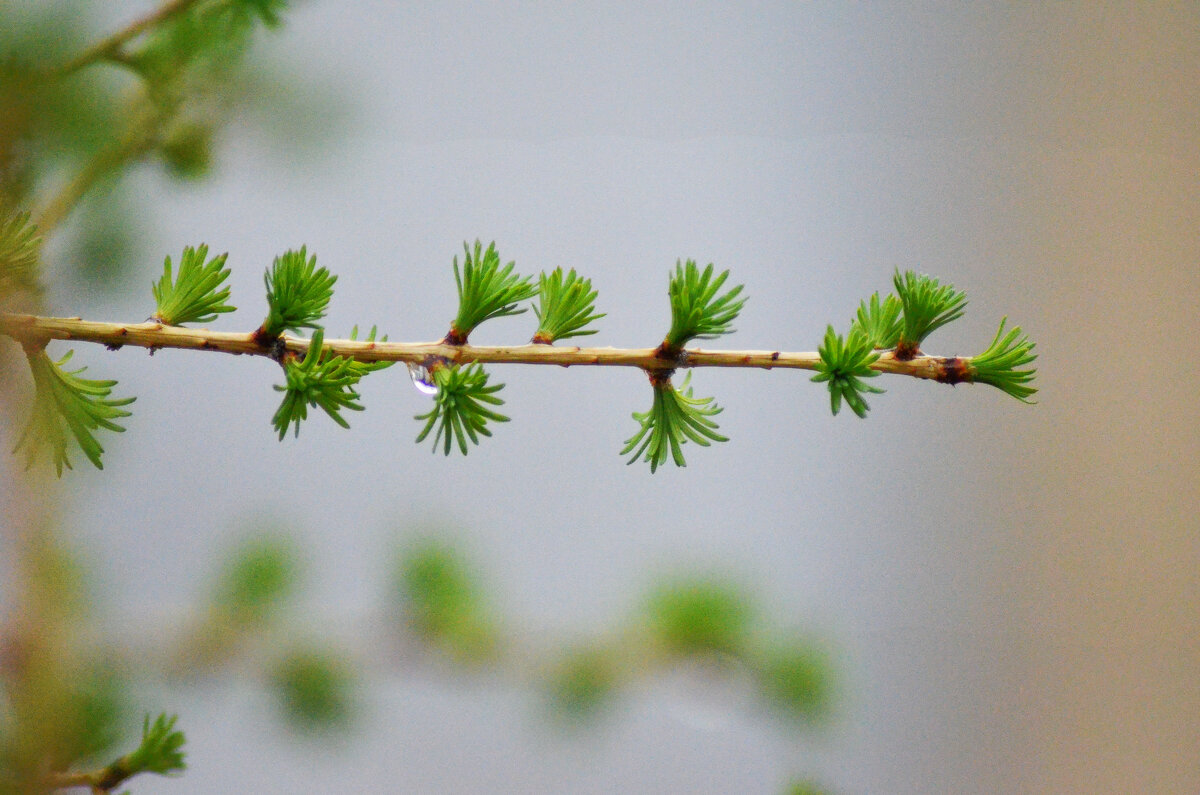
left=13, top=349, right=134, bottom=475
left=123, top=713, right=187, bottom=778
left=447, top=240, right=537, bottom=344
left=622, top=373, right=727, bottom=473
left=0, top=210, right=42, bottom=297
left=344, top=325, right=394, bottom=377
left=893, top=269, right=967, bottom=359
left=850, top=291, right=902, bottom=350
left=260, top=246, right=336, bottom=338
left=663, top=260, right=746, bottom=351
left=531, top=267, right=605, bottom=343
left=151, top=244, right=235, bottom=325
left=414, top=363, right=509, bottom=455
left=967, top=317, right=1038, bottom=402
left=811, top=326, right=884, bottom=418
left=69, top=713, right=187, bottom=793
left=272, top=329, right=365, bottom=439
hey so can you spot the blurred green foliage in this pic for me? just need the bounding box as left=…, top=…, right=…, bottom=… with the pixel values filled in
left=784, top=779, right=833, bottom=795
left=0, top=0, right=312, bottom=296
left=0, top=9, right=113, bottom=198
left=66, top=186, right=145, bottom=290
left=755, top=641, right=834, bottom=722
left=0, top=211, right=42, bottom=298
left=395, top=539, right=499, bottom=662
left=643, top=576, right=754, bottom=657
left=158, top=122, right=214, bottom=180
left=0, top=517, right=834, bottom=789
left=212, top=533, right=300, bottom=625
left=0, top=662, right=127, bottom=775
left=120, top=713, right=187, bottom=779
left=270, top=649, right=355, bottom=732
left=547, top=645, right=619, bottom=717
left=0, top=535, right=132, bottom=787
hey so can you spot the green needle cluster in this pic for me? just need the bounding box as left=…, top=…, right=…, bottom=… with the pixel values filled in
left=151, top=244, right=235, bottom=325
left=122, top=713, right=186, bottom=779
left=448, top=240, right=536, bottom=343
left=531, top=267, right=605, bottom=343
left=622, top=373, right=726, bottom=473
left=811, top=326, right=884, bottom=418
left=968, top=317, right=1038, bottom=402
left=893, top=269, right=968, bottom=358
left=13, top=349, right=134, bottom=475
left=851, top=291, right=903, bottom=350
left=0, top=210, right=41, bottom=297
left=663, top=260, right=746, bottom=349
left=414, top=363, right=510, bottom=455
left=271, top=329, right=365, bottom=439
left=261, top=246, right=336, bottom=337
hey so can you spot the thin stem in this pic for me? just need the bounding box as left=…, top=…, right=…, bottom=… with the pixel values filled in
left=56, top=0, right=206, bottom=76
left=0, top=313, right=957, bottom=381
left=40, top=771, right=96, bottom=790
left=43, top=762, right=136, bottom=793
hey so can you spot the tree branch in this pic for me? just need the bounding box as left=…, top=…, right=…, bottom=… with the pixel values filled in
left=55, top=0, right=206, bottom=76
left=0, top=313, right=960, bottom=381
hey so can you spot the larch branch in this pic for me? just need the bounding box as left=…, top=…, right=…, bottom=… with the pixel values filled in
left=0, top=313, right=955, bottom=381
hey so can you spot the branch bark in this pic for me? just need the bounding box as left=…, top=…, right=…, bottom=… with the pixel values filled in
left=0, top=313, right=957, bottom=381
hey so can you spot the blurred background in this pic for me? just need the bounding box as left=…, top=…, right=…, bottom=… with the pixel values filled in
left=1, top=2, right=1197, bottom=793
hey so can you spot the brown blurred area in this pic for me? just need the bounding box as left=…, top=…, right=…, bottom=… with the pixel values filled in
left=978, top=7, right=1199, bottom=790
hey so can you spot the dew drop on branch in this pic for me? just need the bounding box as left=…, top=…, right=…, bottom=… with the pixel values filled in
left=406, top=362, right=438, bottom=396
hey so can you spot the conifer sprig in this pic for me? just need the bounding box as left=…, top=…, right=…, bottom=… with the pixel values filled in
left=414, top=363, right=509, bottom=455
left=261, top=247, right=336, bottom=338
left=0, top=210, right=42, bottom=297
left=123, top=713, right=187, bottom=779
left=663, top=260, right=746, bottom=350
left=272, top=329, right=365, bottom=439
left=968, top=317, right=1038, bottom=402
left=151, top=244, right=235, bottom=325
left=13, top=349, right=135, bottom=475
left=850, top=291, right=902, bottom=350
left=893, top=270, right=967, bottom=359
left=531, top=267, right=605, bottom=343
left=811, top=326, right=884, bottom=418
left=447, top=241, right=537, bottom=344
left=622, top=373, right=727, bottom=473
left=55, top=712, right=187, bottom=793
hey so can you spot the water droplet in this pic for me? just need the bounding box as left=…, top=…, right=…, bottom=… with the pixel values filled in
left=406, top=362, right=438, bottom=396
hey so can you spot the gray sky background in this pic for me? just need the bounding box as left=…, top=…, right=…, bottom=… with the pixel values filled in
left=3, top=3, right=1198, bottom=793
